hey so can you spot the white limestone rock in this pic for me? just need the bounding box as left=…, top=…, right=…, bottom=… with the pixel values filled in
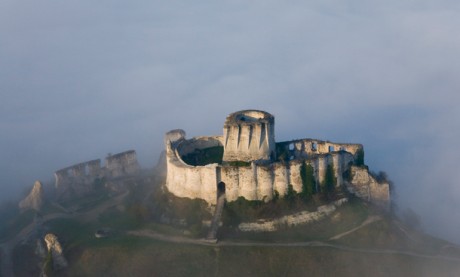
left=19, top=181, right=44, bottom=211
left=44, top=233, right=68, bottom=270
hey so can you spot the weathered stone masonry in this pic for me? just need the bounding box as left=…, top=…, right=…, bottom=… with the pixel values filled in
left=222, top=110, right=275, bottom=162
left=106, top=150, right=140, bottom=177
left=165, top=110, right=390, bottom=207
left=54, top=150, right=140, bottom=199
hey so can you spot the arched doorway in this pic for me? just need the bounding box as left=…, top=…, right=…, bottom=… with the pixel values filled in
left=217, top=181, right=226, bottom=197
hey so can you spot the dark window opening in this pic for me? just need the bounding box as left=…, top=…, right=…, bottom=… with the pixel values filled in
left=311, top=142, right=317, bottom=151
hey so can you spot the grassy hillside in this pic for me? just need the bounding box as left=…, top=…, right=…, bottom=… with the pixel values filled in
left=57, top=234, right=460, bottom=277
left=6, top=173, right=460, bottom=277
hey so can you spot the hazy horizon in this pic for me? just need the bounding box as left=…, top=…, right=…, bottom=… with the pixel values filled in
left=1, top=1, right=460, bottom=244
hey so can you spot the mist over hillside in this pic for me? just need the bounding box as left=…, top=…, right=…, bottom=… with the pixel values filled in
left=2, top=165, right=460, bottom=277
left=1, top=0, right=460, bottom=246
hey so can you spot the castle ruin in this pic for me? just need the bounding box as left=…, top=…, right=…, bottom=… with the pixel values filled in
left=165, top=110, right=390, bottom=208
left=54, top=150, right=140, bottom=199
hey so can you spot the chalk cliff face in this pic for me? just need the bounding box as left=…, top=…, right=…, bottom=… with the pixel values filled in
left=44, top=233, right=68, bottom=270
left=19, top=181, right=44, bottom=211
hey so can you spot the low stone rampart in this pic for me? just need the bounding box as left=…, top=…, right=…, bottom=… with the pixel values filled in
left=238, top=198, right=348, bottom=232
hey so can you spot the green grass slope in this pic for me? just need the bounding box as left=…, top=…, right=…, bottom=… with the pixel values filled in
left=6, top=174, right=460, bottom=277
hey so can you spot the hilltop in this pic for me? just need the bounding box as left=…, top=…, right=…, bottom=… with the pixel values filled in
left=0, top=110, right=458, bottom=276
left=1, top=167, right=460, bottom=277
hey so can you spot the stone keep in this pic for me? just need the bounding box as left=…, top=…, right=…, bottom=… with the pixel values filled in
left=222, top=110, right=275, bottom=162
left=165, top=110, right=390, bottom=208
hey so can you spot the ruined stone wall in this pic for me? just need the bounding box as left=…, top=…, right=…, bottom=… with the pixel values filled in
left=273, top=163, right=288, bottom=196
left=220, top=166, right=239, bottom=201
left=347, top=166, right=390, bottom=209
left=237, top=165, right=257, bottom=200
left=177, top=136, right=223, bottom=156
left=54, top=159, right=102, bottom=199
left=315, top=155, right=329, bottom=185
left=87, top=159, right=101, bottom=176
left=166, top=133, right=390, bottom=205
left=165, top=131, right=356, bottom=204
left=106, top=150, right=140, bottom=177
left=165, top=130, right=219, bottom=204
left=54, top=150, right=142, bottom=200
left=54, top=159, right=101, bottom=186
left=219, top=163, right=274, bottom=202
left=164, top=110, right=390, bottom=208
left=166, top=159, right=218, bottom=203
left=289, top=160, right=303, bottom=193
left=257, top=165, right=273, bottom=201
left=279, top=139, right=362, bottom=160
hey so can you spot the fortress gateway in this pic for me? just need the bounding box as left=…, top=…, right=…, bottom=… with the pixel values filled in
left=165, top=110, right=390, bottom=207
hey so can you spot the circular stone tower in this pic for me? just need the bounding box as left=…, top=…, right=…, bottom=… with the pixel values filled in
left=222, top=110, right=275, bottom=163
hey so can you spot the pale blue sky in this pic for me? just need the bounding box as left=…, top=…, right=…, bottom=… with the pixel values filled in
left=1, top=0, right=460, bottom=242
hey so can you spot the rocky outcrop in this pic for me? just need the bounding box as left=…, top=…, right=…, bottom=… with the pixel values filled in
left=44, top=233, right=68, bottom=270
left=19, top=181, right=44, bottom=211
